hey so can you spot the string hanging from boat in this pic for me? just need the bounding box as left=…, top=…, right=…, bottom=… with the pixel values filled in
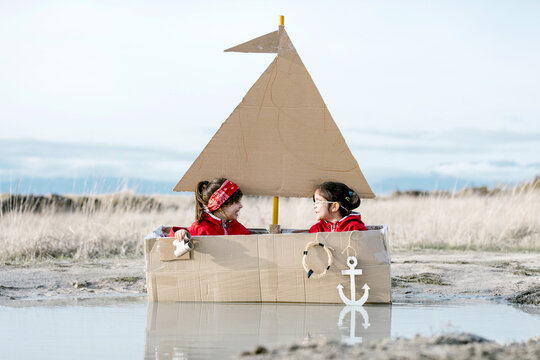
left=341, top=233, right=357, bottom=258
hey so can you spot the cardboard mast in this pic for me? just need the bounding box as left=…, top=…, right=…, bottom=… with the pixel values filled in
left=174, top=16, right=375, bottom=202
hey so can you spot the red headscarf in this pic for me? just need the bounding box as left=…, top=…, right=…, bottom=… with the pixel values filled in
left=207, top=179, right=239, bottom=211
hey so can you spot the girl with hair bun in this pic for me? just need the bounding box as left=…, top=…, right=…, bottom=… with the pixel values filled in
left=170, top=178, right=250, bottom=238
left=309, top=181, right=368, bottom=233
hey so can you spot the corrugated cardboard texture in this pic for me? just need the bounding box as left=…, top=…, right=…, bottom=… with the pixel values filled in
left=145, top=229, right=391, bottom=303
left=173, top=25, right=374, bottom=198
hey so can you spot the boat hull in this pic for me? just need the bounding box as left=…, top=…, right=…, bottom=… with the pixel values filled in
left=145, top=227, right=391, bottom=303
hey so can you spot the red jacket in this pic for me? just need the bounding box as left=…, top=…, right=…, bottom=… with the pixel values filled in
left=168, top=212, right=250, bottom=237
left=309, top=213, right=368, bottom=233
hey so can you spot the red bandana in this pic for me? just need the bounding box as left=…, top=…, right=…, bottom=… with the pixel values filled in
left=207, top=179, right=239, bottom=212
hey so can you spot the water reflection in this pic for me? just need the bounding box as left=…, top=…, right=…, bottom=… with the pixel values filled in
left=1, top=298, right=538, bottom=359
left=144, top=303, right=391, bottom=359
left=338, top=306, right=371, bottom=344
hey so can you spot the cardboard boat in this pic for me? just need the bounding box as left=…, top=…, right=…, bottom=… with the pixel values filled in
left=145, top=16, right=391, bottom=304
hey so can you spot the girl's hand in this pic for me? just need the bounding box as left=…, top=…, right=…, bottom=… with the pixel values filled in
left=174, top=229, right=190, bottom=241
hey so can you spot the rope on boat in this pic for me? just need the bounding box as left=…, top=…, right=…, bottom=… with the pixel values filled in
left=341, top=233, right=357, bottom=258
left=302, top=241, right=334, bottom=279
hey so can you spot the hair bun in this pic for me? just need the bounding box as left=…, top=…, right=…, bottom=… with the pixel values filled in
left=349, top=191, right=360, bottom=209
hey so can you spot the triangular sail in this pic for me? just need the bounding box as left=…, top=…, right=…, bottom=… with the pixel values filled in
left=174, top=24, right=375, bottom=198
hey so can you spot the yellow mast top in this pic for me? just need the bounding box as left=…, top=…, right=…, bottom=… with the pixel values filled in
left=279, top=15, right=284, bottom=26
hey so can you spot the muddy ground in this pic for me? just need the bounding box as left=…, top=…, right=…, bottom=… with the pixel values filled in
left=1, top=252, right=538, bottom=304
left=238, top=333, right=540, bottom=360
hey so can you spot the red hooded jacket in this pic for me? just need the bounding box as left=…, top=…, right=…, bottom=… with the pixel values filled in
left=168, top=211, right=250, bottom=237
left=309, top=213, right=368, bottom=233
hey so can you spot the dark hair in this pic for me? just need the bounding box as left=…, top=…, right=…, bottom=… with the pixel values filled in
left=195, top=178, right=243, bottom=223
left=314, top=181, right=360, bottom=217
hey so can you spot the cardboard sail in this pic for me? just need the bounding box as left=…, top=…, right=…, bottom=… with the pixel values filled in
left=174, top=24, right=375, bottom=198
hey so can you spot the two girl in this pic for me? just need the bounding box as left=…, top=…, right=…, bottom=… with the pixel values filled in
left=173, top=178, right=366, bottom=239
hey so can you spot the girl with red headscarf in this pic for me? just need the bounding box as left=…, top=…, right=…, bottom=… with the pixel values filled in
left=171, top=178, right=250, bottom=239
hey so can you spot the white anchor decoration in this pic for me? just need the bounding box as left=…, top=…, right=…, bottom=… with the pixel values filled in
left=338, top=305, right=370, bottom=344
left=337, top=256, right=370, bottom=306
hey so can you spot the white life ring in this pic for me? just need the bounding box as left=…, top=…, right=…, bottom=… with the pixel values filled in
left=302, top=241, right=334, bottom=279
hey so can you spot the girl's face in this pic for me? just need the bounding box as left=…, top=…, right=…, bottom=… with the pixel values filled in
left=218, top=200, right=243, bottom=221
left=313, top=190, right=339, bottom=222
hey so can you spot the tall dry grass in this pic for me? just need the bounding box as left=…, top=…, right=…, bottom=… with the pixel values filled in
left=0, top=192, right=193, bottom=263
left=362, top=190, right=539, bottom=251
left=0, top=187, right=538, bottom=263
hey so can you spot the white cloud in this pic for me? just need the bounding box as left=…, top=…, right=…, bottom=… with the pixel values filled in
left=0, top=139, right=195, bottom=181
left=432, top=161, right=540, bottom=183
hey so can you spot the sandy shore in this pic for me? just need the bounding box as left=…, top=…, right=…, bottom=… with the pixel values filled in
left=1, top=251, right=538, bottom=359
left=390, top=252, right=539, bottom=303
left=1, top=251, right=538, bottom=304
left=0, top=257, right=145, bottom=303
left=238, top=333, right=540, bottom=359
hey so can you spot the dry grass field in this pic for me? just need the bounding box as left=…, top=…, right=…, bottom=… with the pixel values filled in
left=0, top=183, right=538, bottom=263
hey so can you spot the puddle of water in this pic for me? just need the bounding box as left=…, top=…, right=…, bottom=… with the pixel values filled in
left=391, top=302, right=540, bottom=343
left=0, top=298, right=147, bottom=360
left=0, top=299, right=538, bottom=360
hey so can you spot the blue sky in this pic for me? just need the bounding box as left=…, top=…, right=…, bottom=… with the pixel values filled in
left=1, top=0, right=539, bottom=193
